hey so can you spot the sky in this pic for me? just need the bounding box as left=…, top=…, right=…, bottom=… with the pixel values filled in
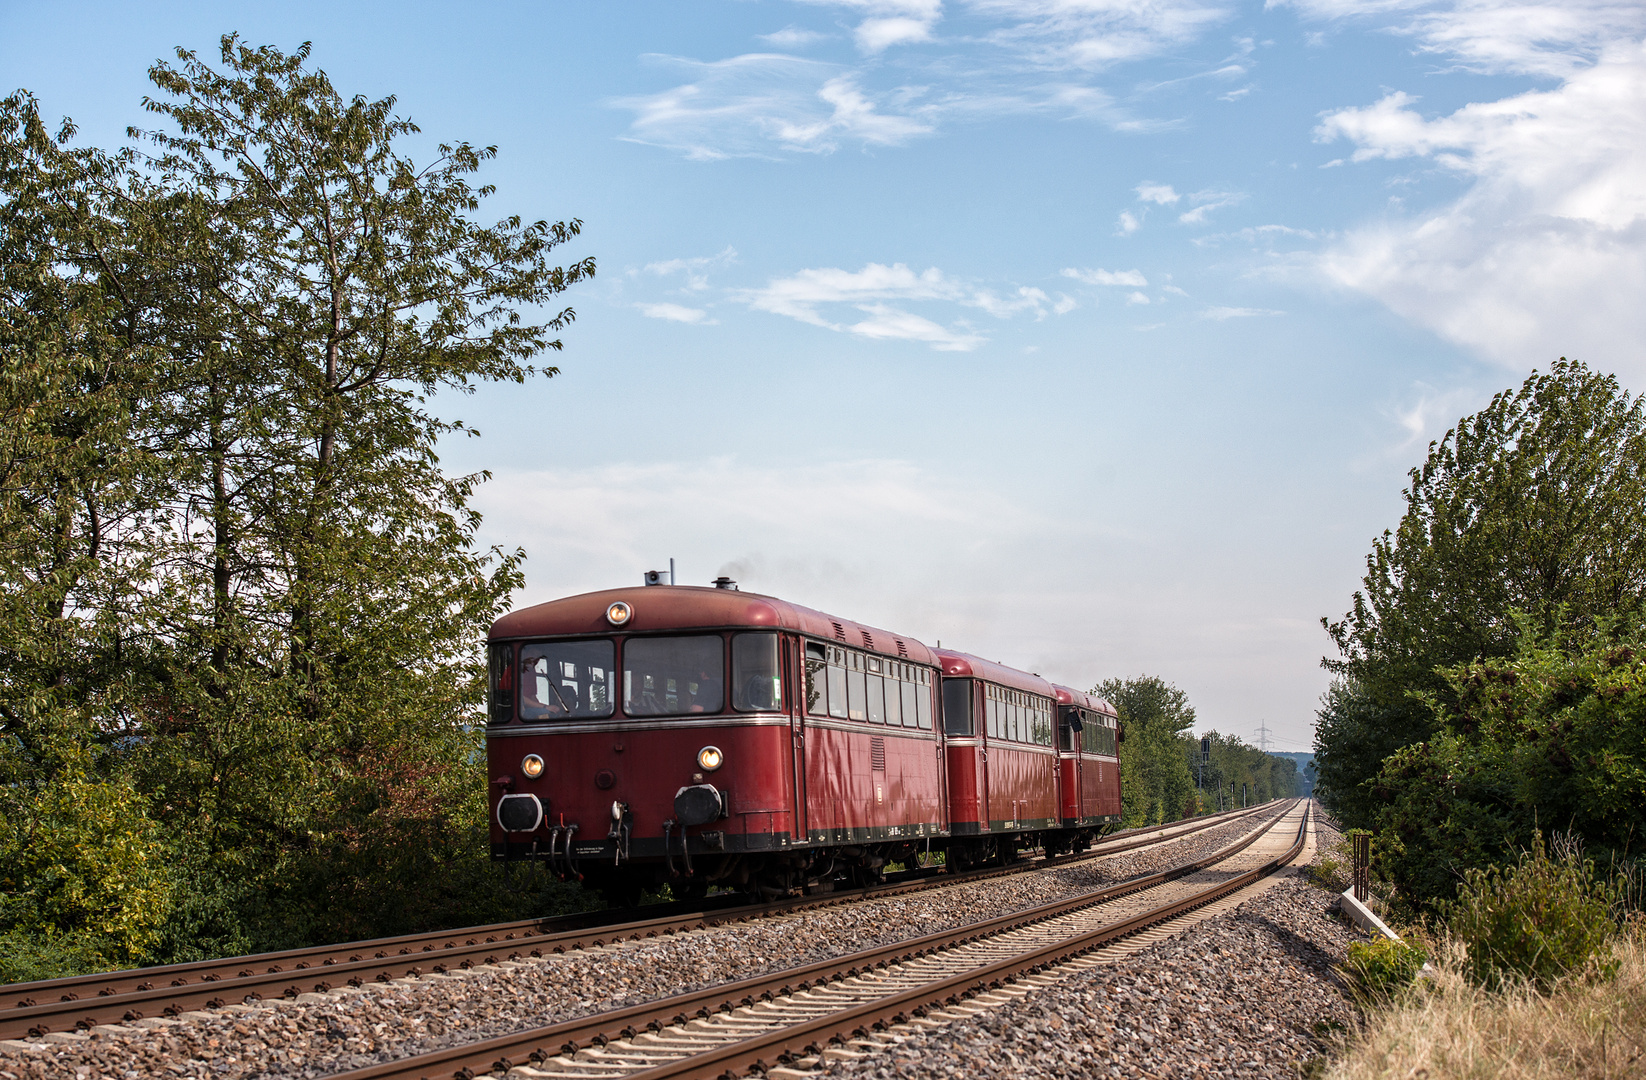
left=5, top=0, right=1644, bottom=756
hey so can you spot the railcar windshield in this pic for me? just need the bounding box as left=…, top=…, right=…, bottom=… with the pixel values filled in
left=943, top=678, right=974, bottom=735
left=519, top=639, right=615, bottom=720
left=732, top=632, right=783, bottom=711
left=624, top=635, right=724, bottom=716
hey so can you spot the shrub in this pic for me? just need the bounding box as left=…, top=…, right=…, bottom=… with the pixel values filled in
left=1443, top=831, right=1621, bottom=992
left=1341, top=936, right=1429, bottom=1004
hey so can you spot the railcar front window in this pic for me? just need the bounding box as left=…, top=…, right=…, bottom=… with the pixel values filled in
left=943, top=678, right=974, bottom=735
left=732, top=633, right=783, bottom=712
left=624, top=635, right=724, bottom=716
left=519, top=640, right=615, bottom=720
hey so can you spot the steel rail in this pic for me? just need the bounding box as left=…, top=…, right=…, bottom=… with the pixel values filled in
left=318, top=800, right=1304, bottom=1080
left=2, top=802, right=1283, bottom=1040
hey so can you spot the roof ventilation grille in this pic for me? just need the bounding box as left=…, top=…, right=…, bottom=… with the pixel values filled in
left=831, top=621, right=846, bottom=641
left=861, top=630, right=875, bottom=650
left=895, top=638, right=909, bottom=657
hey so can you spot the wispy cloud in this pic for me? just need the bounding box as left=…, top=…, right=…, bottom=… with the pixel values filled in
left=1200, top=305, right=1284, bottom=319
left=614, top=54, right=933, bottom=159
left=1177, top=188, right=1246, bottom=223
left=641, top=246, right=739, bottom=291
left=1116, top=209, right=1142, bottom=234
left=1136, top=182, right=1182, bottom=204
left=638, top=302, right=718, bottom=325
left=734, top=261, right=1055, bottom=350
left=1062, top=266, right=1149, bottom=286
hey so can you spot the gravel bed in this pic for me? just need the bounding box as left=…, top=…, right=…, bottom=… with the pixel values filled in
left=822, top=815, right=1367, bottom=1078
left=0, top=806, right=1292, bottom=1080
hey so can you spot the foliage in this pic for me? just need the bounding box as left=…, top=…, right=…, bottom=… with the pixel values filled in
left=1186, top=729, right=1298, bottom=809
left=1, top=36, right=594, bottom=973
left=1364, top=624, right=1646, bottom=911
left=1093, top=675, right=1197, bottom=827
left=1341, top=936, right=1429, bottom=1005
left=1442, top=832, right=1622, bottom=993
left=1318, top=360, right=1646, bottom=826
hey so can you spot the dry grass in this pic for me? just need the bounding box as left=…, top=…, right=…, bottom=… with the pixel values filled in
left=1326, top=923, right=1646, bottom=1080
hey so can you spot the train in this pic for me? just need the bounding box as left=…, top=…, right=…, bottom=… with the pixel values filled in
left=486, top=578, right=1121, bottom=903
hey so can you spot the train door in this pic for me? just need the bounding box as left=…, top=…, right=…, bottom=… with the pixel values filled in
left=1069, top=712, right=1084, bottom=822
left=979, top=685, right=992, bottom=830
left=788, top=635, right=807, bottom=841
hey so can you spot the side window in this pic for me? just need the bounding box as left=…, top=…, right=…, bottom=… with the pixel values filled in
left=986, top=687, right=999, bottom=738
left=915, top=669, right=933, bottom=729
left=884, top=664, right=903, bottom=726
left=488, top=643, right=514, bottom=725
left=805, top=642, right=829, bottom=717
left=942, top=678, right=973, bottom=735
left=866, top=668, right=886, bottom=724
left=900, top=670, right=918, bottom=727
left=828, top=648, right=848, bottom=720
left=846, top=652, right=867, bottom=721
left=732, top=633, right=783, bottom=712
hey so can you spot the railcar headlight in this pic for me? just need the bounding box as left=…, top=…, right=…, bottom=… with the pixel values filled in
left=521, top=754, right=545, bottom=779
left=606, top=601, right=632, bottom=626
left=696, top=745, right=724, bottom=772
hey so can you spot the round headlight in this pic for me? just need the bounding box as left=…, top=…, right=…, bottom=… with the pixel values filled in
left=696, top=745, right=724, bottom=772
left=606, top=601, right=632, bottom=627
left=521, top=753, right=545, bottom=779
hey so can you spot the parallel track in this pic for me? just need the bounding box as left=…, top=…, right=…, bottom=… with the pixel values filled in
left=323, top=800, right=1309, bottom=1080
left=1, top=801, right=1284, bottom=1041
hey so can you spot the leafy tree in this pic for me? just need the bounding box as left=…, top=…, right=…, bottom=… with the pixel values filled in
left=1187, top=732, right=1297, bottom=809
left=1, top=36, right=596, bottom=965
left=1365, top=623, right=1646, bottom=911
left=1094, top=675, right=1197, bottom=826
left=1318, top=359, right=1646, bottom=825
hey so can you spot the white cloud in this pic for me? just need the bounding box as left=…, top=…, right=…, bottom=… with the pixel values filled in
left=1115, top=209, right=1142, bottom=234
left=1136, top=182, right=1181, bottom=204
left=1053, top=293, right=1079, bottom=313
left=790, top=0, right=944, bottom=52
left=1062, top=266, right=1149, bottom=286
left=614, top=54, right=932, bottom=159
left=1126, top=291, right=1152, bottom=305
left=1313, top=39, right=1646, bottom=369
left=735, top=261, right=1046, bottom=349
left=637, top=302, right=717, bottom=325
left=1200, top=305, right=1284, bottom=319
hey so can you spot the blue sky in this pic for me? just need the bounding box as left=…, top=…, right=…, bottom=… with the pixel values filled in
left=6, top=0, right=1644, bottom=755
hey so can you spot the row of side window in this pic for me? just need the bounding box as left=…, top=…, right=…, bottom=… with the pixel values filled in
left=804, top=642, right=934, bottom=730
left=1075, top=713, right=1119, bottom=756
left=984, top=682, right=1055, bottom=746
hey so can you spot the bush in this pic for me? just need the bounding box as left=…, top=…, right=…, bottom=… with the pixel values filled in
left=1443, top=832, right=1621, bottom=992
left=1342, top=936, right=1429, bottom=1004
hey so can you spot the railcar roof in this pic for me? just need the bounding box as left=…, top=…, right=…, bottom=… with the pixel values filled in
left=933, top=649, right=1055, bottom=697
left=490, top=586, right=938, bottom=666
left=1051, top=683, right=1118, bottom=718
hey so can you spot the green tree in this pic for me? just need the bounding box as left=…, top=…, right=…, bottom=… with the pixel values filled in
left=1, top=36, right=596, bottom=964
left=1318, top=359, right=1646, bottom=826
left=1366, top=623, right=1646, bottom=911
left=1094, top=675, right=1197, bottom=826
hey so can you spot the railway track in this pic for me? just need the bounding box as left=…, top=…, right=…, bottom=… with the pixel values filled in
left=319, top=799, right=1309, bottom=1080
left=0, top=801, right=1285, bottom=1043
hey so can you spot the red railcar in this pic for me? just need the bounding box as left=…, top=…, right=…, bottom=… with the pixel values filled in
left=486, top=583, right=945, bottom=900
left=1051, top=684, right=1123, bottom=845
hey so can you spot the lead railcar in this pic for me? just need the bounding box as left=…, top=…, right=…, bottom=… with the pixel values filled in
left=486, top=581, right=948, bottom=902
